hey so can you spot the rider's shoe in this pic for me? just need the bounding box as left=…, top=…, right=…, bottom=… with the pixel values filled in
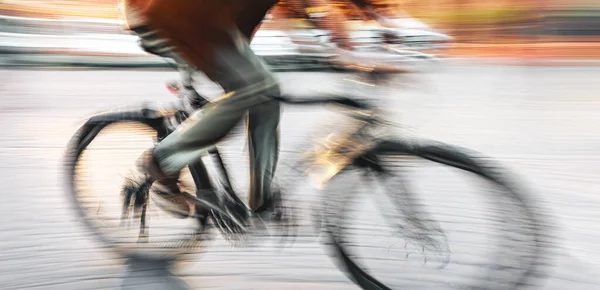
left=136, top=149, right=192, bottom=219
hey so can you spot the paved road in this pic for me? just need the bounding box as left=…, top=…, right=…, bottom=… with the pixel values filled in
left=1, top=63, right=600, bottom=290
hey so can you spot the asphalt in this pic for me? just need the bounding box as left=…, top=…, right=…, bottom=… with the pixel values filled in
left=1, top=64, right=600, bottom=290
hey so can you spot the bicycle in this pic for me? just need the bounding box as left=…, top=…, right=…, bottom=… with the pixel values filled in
left=65, top=72, right=549, bottom=290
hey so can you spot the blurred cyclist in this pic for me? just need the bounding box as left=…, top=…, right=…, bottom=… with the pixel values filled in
left=271, top=0, right=397, bottom=51
left=120, top=0, right=393, bottom=222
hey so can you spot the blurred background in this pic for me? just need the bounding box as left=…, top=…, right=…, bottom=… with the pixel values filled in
left=1, top=1, right=600, bottom=290
left=1, top=0, right=599, bottom=64
left=0, top=0, right=600, bottom=58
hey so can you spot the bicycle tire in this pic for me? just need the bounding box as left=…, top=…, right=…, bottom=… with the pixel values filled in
left=321, top=138, right=551, bottom=290
left=64, top=115, right=206, bottom=261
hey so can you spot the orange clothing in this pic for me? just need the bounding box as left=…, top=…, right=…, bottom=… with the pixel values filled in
left=125, top=0, right=375, bottom=69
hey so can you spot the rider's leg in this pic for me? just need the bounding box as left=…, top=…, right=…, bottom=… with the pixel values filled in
left=159, top=49, right=194, bottom=89
left=234, top=2, right=285, bottom=210
left=138, top=0, right=281, bottom=213
left=145, top=30, right=281, bottom=212
left=133, top=26, right=208, bottom=108
left=247, top=99, right=280, bottom=212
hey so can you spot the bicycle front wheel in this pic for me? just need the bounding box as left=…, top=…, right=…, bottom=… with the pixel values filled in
left=322, top=138, right=551, bottom=290
left=64, top=115, right=206, bottom=261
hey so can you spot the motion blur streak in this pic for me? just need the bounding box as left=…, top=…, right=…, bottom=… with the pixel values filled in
left=1, top=1, right=599, bottom=290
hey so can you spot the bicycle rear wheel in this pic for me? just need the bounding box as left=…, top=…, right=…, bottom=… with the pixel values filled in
left=322, top=138, right=551, bottom=290
left=65, top=116, right=205, bottom=261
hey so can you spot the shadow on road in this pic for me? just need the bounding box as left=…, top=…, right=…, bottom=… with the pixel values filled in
left=120, top=257, right=190, bottom=290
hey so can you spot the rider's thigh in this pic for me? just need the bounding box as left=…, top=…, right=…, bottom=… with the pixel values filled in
left=144, top=0, right=280, bottom=97
left=209, top=30, right=280, bottom=98
left=143, top=0, right=241, bottom=70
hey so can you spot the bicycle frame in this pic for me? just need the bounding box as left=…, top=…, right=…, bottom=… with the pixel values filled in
left=82, top=93, right=383, bottom=237
left=70, top=87, right=546, bottom=289
left=154, top=94, right=380, bottom=217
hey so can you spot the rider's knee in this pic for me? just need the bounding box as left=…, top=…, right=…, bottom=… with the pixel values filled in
left=263, top=80, right=281, bottom=98
left=258, top=73, right=281, bottom=98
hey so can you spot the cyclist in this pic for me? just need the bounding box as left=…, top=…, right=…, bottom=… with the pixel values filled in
left=270, top=0, right=393, bottom=49
left=121, top=0, right=393, bottom=221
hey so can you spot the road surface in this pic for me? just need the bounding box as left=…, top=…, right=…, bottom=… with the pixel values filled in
left=1, top=63, right=600, bottom=289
